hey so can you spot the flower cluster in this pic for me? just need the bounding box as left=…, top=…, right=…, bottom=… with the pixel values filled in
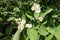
left=31, top=3, right=41, bottom=13
left=17, top=19, right=26, bottom=30
left=15, top=18, right=32, bottom=30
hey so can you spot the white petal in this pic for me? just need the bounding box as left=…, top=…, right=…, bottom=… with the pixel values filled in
left=18, top=18, right=21, bottom=21
left=25, top=24, right=32, bottom=28
left=18, top=24, right=24, bottom=30
left=31, top=6, right=35, bottom=11
left=31, top=3, right=41, bottom=11
left=20, top=20, right=26, bottom=25
left=35, top=10, right=41, bottom=13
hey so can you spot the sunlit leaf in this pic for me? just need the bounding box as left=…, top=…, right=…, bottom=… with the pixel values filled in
left=45, top=34, right=53, bottom=40
left=34, top=13, right=39, bottom=19
left=54, top=25, right=60, bottom=40
left=40, top=8, right=53, bottom=18
left=38, top=26, right=49, bottom=36
left=26, top=13, right=34, bottom=20
left=22, top=13, right=26, bottom=20
left=11, top=29, right=22, bottom=40
left=27, top=28, right=39, bottom=40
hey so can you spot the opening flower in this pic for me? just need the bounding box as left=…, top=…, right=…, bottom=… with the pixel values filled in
left=31, top=3, right=41, bottom=13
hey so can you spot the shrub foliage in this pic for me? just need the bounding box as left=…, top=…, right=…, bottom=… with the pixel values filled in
left=0, top=0, right=60, bottom=40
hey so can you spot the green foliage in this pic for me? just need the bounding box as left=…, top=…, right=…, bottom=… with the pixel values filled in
left=11, top=29, right=22, bottom=40
left=54, top=25, right=60, bottom=40
left=0, top=32, right=3, bottom=37
left=0, top=0, right=60, bottom=40
left=27, top=28, right=39, bottom=40
left=38, top=26, right=49, bottom=36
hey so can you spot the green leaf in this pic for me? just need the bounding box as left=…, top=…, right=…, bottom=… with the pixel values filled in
left=26, top=13, right=34, bottom=20
left=1, top=37, right=11, bottom=40
left=52, top=15, right=58, bottom=18
left=11, top=29, right=22, bottom=40
left=45, top=34, right=53, bottom=40
left=34, top=13, right=39, bottom=19
left=13, top=7, right=20, bottom=12
left=5, top=26, right=13, bottom=35
left=38, top=26, right=48, bottom=36
left=7, top=17, right=15, bottom=21
left=0, top=32, right=3, bottom=37
left=25, top=37, right=29, bottom=40
left=22, top=13, right=26, bottom=20
left=54, top=25, right=60, bottom=40
left=41, top=21, right=47, bottom=25
left=46, top=27, right=55, bottom=35
left=5, top=23, right=17, bottom=35
left=40, top=8, right=53, bottom=18
left=27, top=28, right=39, bottom=40
left=46, top=25, right=60, bottom=40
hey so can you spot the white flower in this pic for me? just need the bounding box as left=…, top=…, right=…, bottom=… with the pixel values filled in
left=15, top=18, right=21, bottom=24
left=25, top=24, right=32, bottom=28
left=20, top=20, right=26, bottom=25
left=17, top=22, right=20, bottom=24
left=31, top=3, right=41, bottom=13
left=38, top=17, right=43, bottom=21
left=18, top=18, right=21, bottom=21
left=17, top=19, right=26, bottom=30
left=35, top=9, right=41, bottom=13
left=31, top=5, right=35, bottom=11
left=18, top=24, right=24, bottom=30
